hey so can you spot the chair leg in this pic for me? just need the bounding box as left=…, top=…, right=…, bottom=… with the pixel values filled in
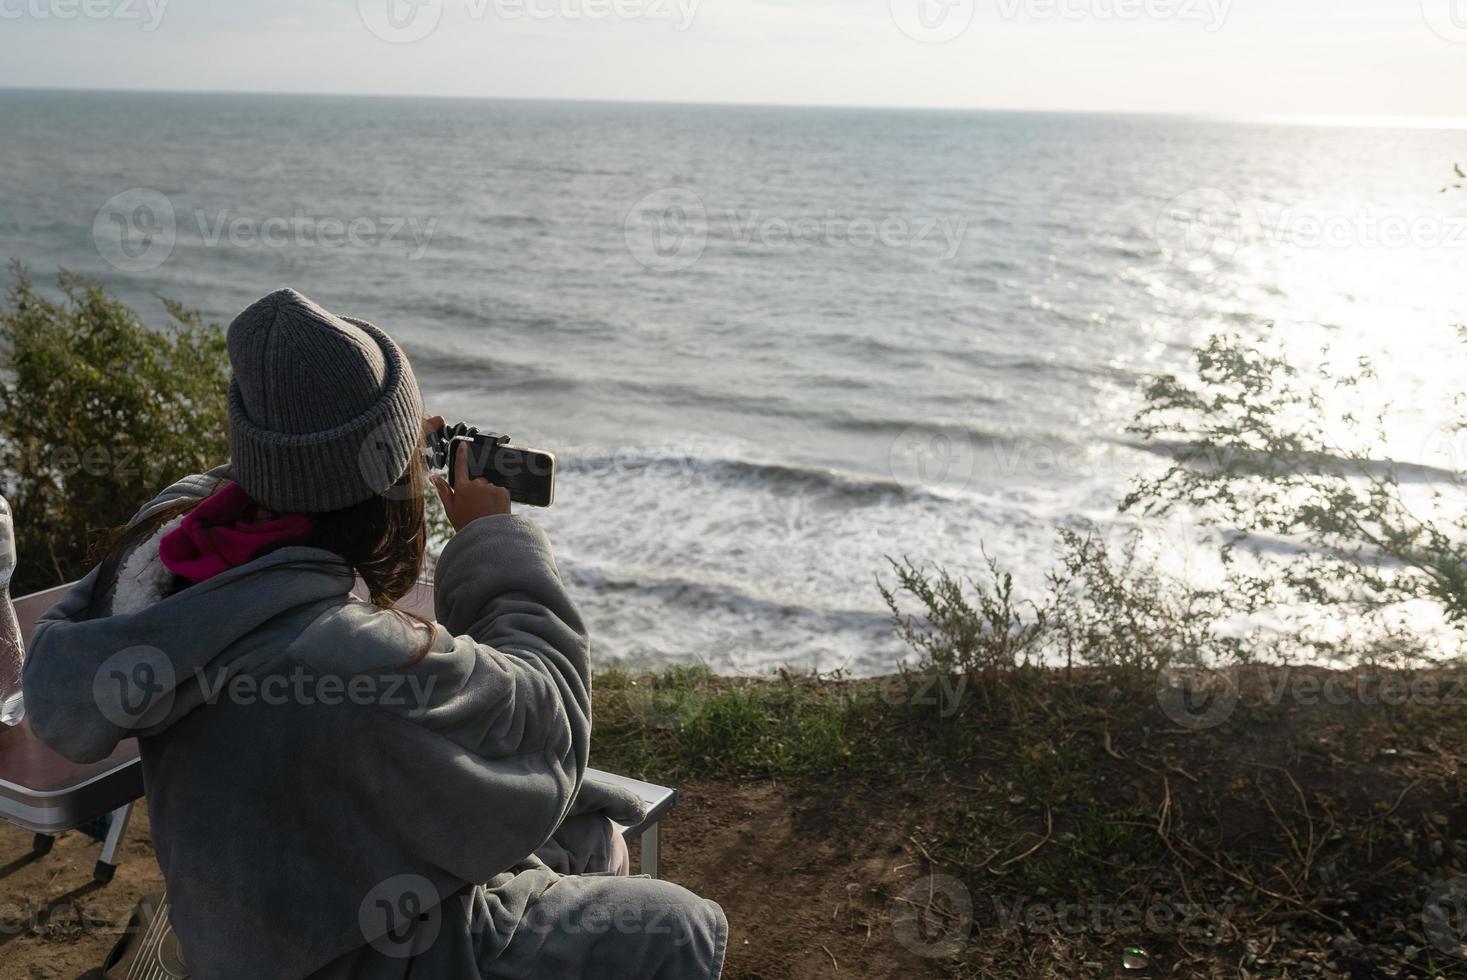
left=640, top=822, right=661, bottom=879
left=93, top=803, right=133, bottom=883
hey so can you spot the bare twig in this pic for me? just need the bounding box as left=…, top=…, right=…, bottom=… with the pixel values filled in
left=820, top=944, right=839, bottom=971
left=991, top=805, right=1054, bottom=872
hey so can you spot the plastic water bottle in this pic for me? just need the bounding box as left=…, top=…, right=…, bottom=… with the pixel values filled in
left=0, top=495, right=24, bottom=727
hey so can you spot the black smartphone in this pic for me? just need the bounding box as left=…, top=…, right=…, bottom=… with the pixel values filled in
left=426, top=424, right=556, bottom=508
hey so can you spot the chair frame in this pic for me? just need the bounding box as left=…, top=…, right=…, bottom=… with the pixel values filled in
left=1, top=582, right=678, bottom=882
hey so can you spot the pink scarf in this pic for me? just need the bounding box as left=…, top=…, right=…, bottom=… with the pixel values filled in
left=159, top=482, right=316, bottom=584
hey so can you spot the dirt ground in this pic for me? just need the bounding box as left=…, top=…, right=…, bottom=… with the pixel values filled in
left=10, top=665, right=1467, bottom=980
left=0, top=778, right=941, bottom=980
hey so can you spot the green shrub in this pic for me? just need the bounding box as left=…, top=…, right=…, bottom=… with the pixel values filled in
left=886, top=302, right=1467, bottom=677
left=0, top=265, right=231, bottom=593
left=1045, top=528, right=1245, bottom=675
left=880, top=554, right=1047, bottom=679
left=1125, top=328, right=1464, bottom=662
left=881, top=530, right=1243, bottom=688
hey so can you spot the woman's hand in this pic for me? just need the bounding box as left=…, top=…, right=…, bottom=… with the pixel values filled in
left=431, top=437, right=512, bottom=530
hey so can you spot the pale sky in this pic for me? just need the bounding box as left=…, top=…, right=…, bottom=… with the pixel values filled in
left=0, top=0, right=1464, bottom=119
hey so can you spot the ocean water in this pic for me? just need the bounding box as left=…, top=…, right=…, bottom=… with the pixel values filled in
left=2, top=90, right=1465, bottom=674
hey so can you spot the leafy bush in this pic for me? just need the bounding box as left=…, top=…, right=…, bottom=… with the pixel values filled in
left=880, top=553, right=1047, bottom=691
left=881, top=529, right=1244, bottom=688
left=0, top=265, right=231, bottom=593
left=1044, top=528, right=1245, bottom=673
left=1125, top=328, right=1465, bottom=660
left=886, top=321, right=1465, bottom=679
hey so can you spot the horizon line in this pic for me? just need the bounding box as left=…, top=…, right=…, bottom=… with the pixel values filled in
left=4, top=84, right=1467, bottom=131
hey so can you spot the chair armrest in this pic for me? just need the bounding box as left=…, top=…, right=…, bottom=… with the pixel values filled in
left=14, top=582, right=76, bottom=646
left=584, top=767, right=678, bottom=840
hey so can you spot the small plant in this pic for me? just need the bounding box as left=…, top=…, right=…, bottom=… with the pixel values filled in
left=1044, top=528, right=1244, bottom=676
left=881, top=531, right=1243, bottom=692
left=880, top=553, right=1048, bottom=701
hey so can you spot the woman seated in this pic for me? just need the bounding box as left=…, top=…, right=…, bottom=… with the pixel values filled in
left=23, top=288, right=727, bottom=980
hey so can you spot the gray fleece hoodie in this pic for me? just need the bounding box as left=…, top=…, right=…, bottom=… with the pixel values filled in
left=22, top=469, right=726, bottom=980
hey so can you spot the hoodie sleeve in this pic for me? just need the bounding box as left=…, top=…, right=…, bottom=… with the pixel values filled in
left=330, top=513, right=593, bottom=884
left=432, top=512, right=591, bottom=788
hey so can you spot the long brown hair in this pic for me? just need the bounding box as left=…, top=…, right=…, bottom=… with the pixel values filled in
left=307, top=450, right=428, bottom=609
left=88, top=451, right=431, bottom=616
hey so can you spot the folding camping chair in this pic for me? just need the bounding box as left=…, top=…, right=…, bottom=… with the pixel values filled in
left=0, top=583, right=139, bottom=882
left=0, top=581, right=679, bottom=882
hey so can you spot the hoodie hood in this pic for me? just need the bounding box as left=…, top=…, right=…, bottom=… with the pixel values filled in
left=24, top=543, right=356, bottom=763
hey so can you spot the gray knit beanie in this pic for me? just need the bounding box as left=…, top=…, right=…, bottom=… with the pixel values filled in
left=226, top=288, right=424, bottom=513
